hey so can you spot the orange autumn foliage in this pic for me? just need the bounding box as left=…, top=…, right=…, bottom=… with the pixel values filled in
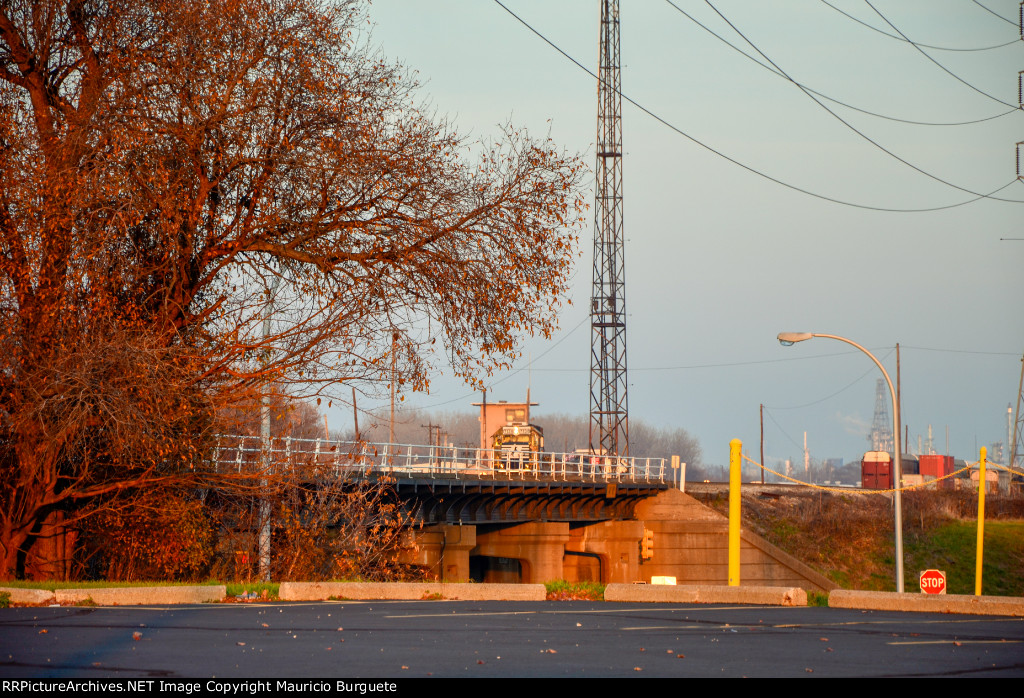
left=0, top=0, right=585, bottom=578
left=81, top=489, right=215, bottom=581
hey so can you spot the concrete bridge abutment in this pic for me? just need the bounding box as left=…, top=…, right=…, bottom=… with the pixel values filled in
left=564, top=520, right=643, bottom=584
left=399, top=489, right=835, bottom=593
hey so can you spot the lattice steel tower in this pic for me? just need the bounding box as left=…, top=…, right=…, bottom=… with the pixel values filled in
left=869, top=378, right=894, bottom=453
left=590, top=0, right=629, bottom=457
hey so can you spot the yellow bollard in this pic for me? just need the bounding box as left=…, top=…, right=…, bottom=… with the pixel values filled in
left=729, top=438, right=742, bottom=586
left=975, top=447, right=986, bottom=596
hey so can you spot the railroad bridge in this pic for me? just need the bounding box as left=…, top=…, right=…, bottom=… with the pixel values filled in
left=215, top=435, right=835, bottom=591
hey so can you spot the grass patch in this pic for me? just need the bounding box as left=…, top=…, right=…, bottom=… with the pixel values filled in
left=807, top=590, right=829, bottom=607
left=0, top=591, right=9, bottom=608
left=225, top=582, right=279, bottom=600
left=545, top=580, right=605, bottom=601
left=905, top=520, right=1024, bottom=596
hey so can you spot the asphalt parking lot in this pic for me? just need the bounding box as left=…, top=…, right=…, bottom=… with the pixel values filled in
left=2, top=600, right=1022, bottom=678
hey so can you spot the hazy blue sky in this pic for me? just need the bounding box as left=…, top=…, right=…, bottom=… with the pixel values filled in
left=336, top=0, right=1023, bottom=470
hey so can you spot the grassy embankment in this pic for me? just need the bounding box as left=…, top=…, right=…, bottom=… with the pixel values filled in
left=695, top=487, right=1024, bottom=596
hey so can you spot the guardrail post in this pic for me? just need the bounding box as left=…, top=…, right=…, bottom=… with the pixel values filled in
left=729, top=438, right=742, bottom=586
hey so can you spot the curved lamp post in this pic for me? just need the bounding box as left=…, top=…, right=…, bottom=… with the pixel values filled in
left=777, top=332, right=904, bottom=593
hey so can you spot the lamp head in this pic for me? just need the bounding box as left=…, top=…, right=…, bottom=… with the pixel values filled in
left=777, top=332, right=813, bottom=346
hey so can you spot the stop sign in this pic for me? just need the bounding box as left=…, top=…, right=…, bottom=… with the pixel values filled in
left=919, top=569, right=946, bottom=594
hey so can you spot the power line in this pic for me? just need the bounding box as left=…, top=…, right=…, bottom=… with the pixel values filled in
left=703, top=0, right=1024, bottom=204
left=767, top=359, right=888, bottom=411
left=503, top=349, right=895, bottom=373
left=866, top=0, right=1018, bottom=109
left=503, top=343, right=1024, bottom=372
left=665, top=0, right=1017, bottom=127
left=491, top=0, right=1022, bottom=213
left=972, top=0, right=1019, bottom=28
left=900, top=345, right=1021, bottom=357
left=412, top=313, right=591, bottom=409
left=821, top=0, right=1019, bottom=50
left=764, top=408, right=806, bottom=451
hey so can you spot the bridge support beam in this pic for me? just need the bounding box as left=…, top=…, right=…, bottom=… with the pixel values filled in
left=400, top=524, right=477, bottom=582
left=473, top=522, right=571, bottom=584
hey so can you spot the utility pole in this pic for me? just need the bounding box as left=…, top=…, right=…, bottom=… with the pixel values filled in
left=1011, top=354, right=1024, bottom=472
left=389, top=334, right=397, bottom=447
left=590, top=0, right=629, bottom=458
left=259, top=274, right=281, bottom=582
left=422, top=423, right=441, bottom=447
left=803, top=431, right=809, bottom=480
left=896, top=343, right=902, bottom=462
left=760, top=404, right=765, bottom=485
left=351, top=386, right=359, bottom=441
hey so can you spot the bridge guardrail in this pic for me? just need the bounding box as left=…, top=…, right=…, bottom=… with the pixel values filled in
left=212, top=435, right=668, bottom=485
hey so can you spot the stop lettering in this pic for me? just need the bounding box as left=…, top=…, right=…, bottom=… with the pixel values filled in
left=919, top=569, right=946, bottom=594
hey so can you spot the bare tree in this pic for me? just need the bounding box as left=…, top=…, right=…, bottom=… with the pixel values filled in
left=0, top=0, right=585, bottom=577
left=627, top=421, right=704, bottom=473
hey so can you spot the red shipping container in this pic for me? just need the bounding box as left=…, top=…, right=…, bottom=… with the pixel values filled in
left=861, top=455, right=892, bottom=490
left=919, top=455, right=954, bottom=490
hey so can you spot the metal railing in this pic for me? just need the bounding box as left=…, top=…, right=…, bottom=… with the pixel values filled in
left=212, top=434, right=668, bottom=484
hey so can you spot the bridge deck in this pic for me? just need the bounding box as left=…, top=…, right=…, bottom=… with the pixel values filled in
left=394, top=476, right=667, bottom=523
left=213, top=435, right=671, bottom=523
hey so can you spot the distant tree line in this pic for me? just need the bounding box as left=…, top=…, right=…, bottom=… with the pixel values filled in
left=355, top=407, right=708, bottom=479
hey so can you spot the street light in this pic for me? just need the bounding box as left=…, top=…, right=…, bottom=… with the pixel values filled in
left=777, top=332, right=905, bottom=593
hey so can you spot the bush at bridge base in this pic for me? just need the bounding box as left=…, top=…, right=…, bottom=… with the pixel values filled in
left=545, top=580, right=605, bottom=601
left=204, top=474, right=428, bottom=583
left=79, top=489, right=215, bottom=582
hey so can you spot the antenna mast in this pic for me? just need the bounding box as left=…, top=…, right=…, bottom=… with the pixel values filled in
left=590, top=0, right=629, bottom=457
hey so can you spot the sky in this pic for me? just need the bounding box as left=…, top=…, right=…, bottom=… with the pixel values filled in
left=331, top=0, right=1024, bottom=470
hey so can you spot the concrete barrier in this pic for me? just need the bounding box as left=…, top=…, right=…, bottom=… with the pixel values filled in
left=52, top=585, right=225, bottom=606
left=0, top=587, right=57, bottom=605
left=829, top=590, right=1024, bottom=616
left=279, top=581, right=546, bottom=601
left=604, top=583, right=807, bottom=606
left=6, top=583, right=1022, bottom=615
